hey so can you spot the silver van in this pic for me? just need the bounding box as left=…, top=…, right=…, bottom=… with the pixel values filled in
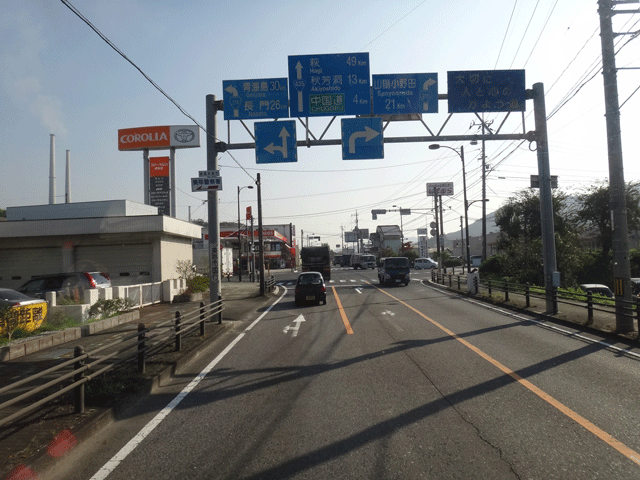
left=414, top=258, right=438, bottom=270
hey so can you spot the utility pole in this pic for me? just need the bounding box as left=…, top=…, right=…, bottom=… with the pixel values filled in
left=460, top=216, right=465, bottom=273
left=434, top=195, right=441, bottom=268
left=481, top=122, right=488, bottom=261
left=598, top=0, right=637, bottom=332
left=206, top=95, right=221, bottom=303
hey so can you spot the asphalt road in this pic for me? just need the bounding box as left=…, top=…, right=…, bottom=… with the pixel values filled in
left=42, top=267, right=640, bottom=480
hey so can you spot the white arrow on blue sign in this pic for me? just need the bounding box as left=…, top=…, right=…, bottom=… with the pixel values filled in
left=341, top=118, right=384, bottom=160
left=372, top=73, right=438, bottom=115
left=254, top=120, right=297, bottom=164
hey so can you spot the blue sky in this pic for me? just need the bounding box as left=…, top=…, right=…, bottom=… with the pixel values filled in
left=2, top=1, right=639, bottom=248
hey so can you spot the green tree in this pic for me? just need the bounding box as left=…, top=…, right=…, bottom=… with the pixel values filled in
left=0, top=208, right=6, bottom=218
left=493, top=189, right=581, bottom=285
left=575, top=181, right=640, bottom=258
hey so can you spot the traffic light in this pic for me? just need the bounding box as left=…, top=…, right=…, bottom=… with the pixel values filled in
left=430, top=228, right=437, bottom=236
left=371, top=209, right=387, bottom=215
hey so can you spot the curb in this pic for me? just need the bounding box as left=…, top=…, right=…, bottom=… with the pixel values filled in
left=0, top=311, right=141, bottom=361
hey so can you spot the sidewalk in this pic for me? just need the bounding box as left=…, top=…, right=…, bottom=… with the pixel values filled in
left=0, top=279, right=271, bottom=480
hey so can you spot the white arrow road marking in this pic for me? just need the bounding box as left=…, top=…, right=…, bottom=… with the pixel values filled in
left=355, top=288, right=362, bottom=294
left=283, top=314, right=305, bottom=337
left=264, top=127, right=290, bottom=158
left=381, top=310, right=395, bottom=316
left=348, top=126, right=380, bottom=153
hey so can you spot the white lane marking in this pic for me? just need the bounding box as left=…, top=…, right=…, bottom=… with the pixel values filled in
left=422, top=281, right=640, bottom=361
left=381, top=310, right=396, bottom=317
left=355, top=288, right=362, bottom=294
left=350, top=279, right=356, bottom=283
left=90, top=288, right=288, bottom=480
left=340, top=279, right=346, bottom=283
left=283, top=314, right=305, bottom=337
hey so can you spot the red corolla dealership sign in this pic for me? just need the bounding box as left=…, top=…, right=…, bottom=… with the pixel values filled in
left=118, top=125, right=200, bottom=151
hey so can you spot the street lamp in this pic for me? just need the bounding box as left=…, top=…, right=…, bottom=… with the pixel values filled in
left=429, top=144, right=471, bottom=272
left=237, top=185, right=253, bottom=282
left=392, top=205, right=404, bottom=255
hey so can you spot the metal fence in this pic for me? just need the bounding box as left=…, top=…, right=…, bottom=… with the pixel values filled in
left=0, top=298, right=223, bottom=428
left=430, top=270, right=640, bottom=327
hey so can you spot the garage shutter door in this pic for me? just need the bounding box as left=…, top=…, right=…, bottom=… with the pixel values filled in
left=75, top=244, right=153, bottom=286
left=0, top=247, right=63, bottom=289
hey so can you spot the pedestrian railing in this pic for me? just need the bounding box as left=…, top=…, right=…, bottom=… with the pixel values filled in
left=0, top=299, right=223, bottom=428
left=430, top=270, right=638, bottom=328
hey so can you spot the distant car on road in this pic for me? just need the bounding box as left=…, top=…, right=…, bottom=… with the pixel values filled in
left=414, top=258, right=438, bottom=270
left=18, top=272, right=111, bottom=301
left=579, top=284, right=614, bottom=298
left=294, top=272, right=327, bottom=306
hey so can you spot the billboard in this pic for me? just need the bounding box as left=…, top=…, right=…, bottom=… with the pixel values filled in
left=149, top=157, right=170, bottom=215
left=118, top=125, right=200, bottom=151
left=427, top=182, right=454, bottom=196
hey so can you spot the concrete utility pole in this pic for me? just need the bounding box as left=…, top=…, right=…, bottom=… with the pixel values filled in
left=532, top=83, right=558, bottom=314
left=206, top=95, right=221, bottom=303
left=598, top=0, right=636, bottom=332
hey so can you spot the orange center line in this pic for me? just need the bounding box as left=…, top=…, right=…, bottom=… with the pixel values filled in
left=332, top=286, right=354, bottom=334
left=366, top=281, right=640, bottom=467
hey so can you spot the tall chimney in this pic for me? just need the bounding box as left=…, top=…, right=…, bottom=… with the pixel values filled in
left=49, top=134, right=56, bottom=204
left=65, top=149, right=71, bottom=203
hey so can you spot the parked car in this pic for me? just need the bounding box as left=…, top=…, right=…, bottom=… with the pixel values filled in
left=579, top=284, right=614, bottom=298
left=414, top=258, right=438, bottom=270
left=0, top=288, right=48, bottom=333
left=294, top=272, right=327, bottom=306
left=17, top=272, right=111, bottom=301
left=378, top=257, right=411, bottom=286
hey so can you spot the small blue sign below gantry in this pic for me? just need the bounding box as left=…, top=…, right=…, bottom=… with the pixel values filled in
left=341, top=117, right=383, bottom=160
left=372, top=73, right=438, bottom=115
left=447, top=70, right=526, bottom=113
left=223, top=78, right=289, bottom=120
left=288, top=52, right=371, bottom=117
left=254, top=120, right=297, bottom=164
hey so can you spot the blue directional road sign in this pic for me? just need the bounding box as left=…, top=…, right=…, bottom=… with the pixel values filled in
left=254, top=120, right=297, bottom=164
left=341, top=118, right=383, bottom=160
left=372, top=73, right=438, bottom=115
left=448, top=70, right=526, bottom=113
left=288, top=52, right=371, bottom=117
left=223, top=78, right=289, bottom=120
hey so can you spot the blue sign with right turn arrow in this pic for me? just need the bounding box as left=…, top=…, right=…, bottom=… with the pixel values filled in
left=341, top=118, right=384, bottom=160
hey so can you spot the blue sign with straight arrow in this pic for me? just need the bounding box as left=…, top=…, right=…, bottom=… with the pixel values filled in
left=254, top=120, right=297, bottom=164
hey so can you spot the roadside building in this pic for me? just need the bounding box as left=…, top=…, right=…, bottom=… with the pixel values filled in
left=0, top=200, right=200, bottom=289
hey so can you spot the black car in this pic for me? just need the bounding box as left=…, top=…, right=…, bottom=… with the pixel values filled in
left=18, top=272, right=111, bottom=301
left=294, top=272, right=327, bottom=306
left=378, top=257, right=411, bottom=286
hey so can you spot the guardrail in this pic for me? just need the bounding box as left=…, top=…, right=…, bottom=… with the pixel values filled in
left=0, top=298, right=223, bottom=428
left=430, top=270, right=640, bottom=327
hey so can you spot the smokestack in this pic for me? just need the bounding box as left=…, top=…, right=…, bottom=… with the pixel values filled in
left=65, top=150, right=71, bottom=204
left=49, top=134, right=56, bottom=204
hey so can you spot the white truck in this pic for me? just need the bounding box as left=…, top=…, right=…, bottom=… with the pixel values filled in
left=221, top=246, right=234, bottom=279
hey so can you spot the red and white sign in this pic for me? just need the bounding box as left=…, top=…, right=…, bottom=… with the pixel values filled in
left=246, top=206, right=252, bottom=221
left=118, top=125, right=200, bottom=151
left=150, top=157, right=169, bottom=177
